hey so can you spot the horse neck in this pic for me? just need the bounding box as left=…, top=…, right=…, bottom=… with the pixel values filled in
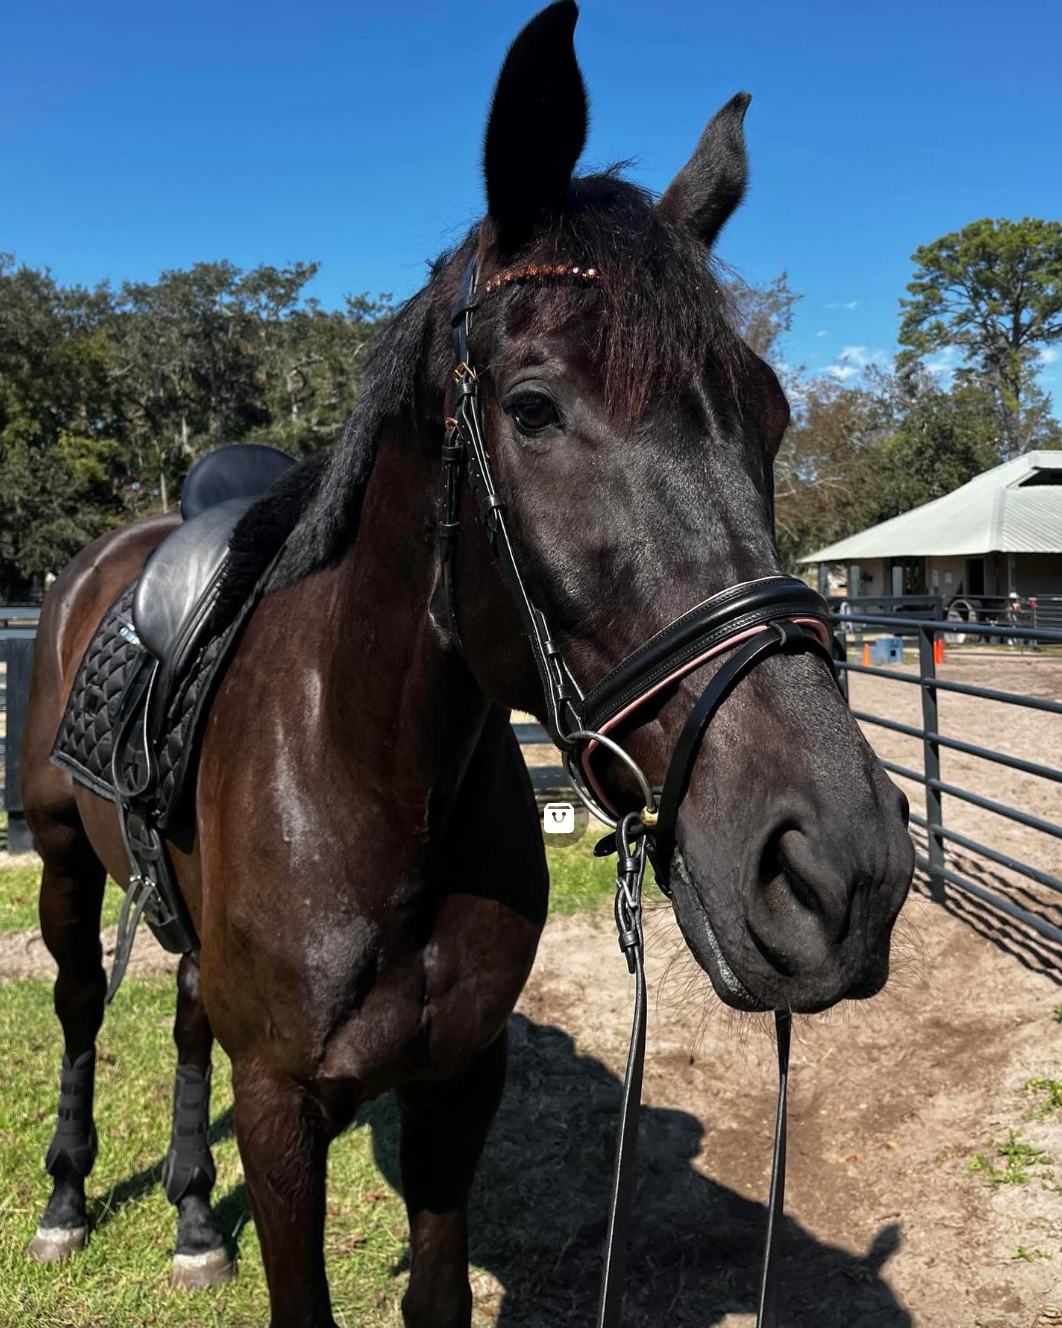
left=314, top=416, right=495, bottom=787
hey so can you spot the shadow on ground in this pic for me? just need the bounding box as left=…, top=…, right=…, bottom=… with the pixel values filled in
left=92, top=1014, right=909, bottom=1324
left=88, top=1108, right=238, bottom=1241
left=366, top=1014, right=910, bottom=1327
left=909, top=826, right=1062, bottom=986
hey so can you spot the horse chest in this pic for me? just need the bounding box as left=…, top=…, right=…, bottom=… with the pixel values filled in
left=311, top=896, right=542, bottom=1092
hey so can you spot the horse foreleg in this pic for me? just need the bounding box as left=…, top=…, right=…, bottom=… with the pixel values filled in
left=233, top=1058, right=336, bottom=1328
left=29, top=811, right=106, bottom=1263
left=166, top=954, right=232, bottom=1289
left=397, top=1029, right=508, bottom=1328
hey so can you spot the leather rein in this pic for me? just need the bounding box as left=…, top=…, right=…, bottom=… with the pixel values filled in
left=440, top=253, right=837, bottom=1327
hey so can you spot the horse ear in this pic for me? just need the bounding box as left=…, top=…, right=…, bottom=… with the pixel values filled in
left=483, top=1, right=588, bottom=255
left=658, top=93, right=751, bottom=249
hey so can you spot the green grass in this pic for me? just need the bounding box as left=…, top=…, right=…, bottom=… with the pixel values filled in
left=543, top=838, right=617, bottom=917
left=0, top=977, right=411, bottom=1327
left=1011, top=1246, right=1053, bottom=1263
left=0, top=861, right=44, bottom=932
left=0, top=835, right=660, bottom=1326
left=1026, top=1077, right=1062, bottom=1120
left=0, top=860, right=124, bottom=933
left=967, top=1133, right=1054, bottom=1188
left=0, top=834, right=612, bottom=936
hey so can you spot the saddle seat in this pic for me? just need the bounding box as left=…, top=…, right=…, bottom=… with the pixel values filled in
left=133, top=444, right=296, bottom=704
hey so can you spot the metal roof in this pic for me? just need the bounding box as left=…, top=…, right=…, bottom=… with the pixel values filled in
left=801, top=451, right=1062, bottom=563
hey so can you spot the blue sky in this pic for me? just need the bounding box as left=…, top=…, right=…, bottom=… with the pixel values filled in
left=3, top=0, right=1060, bottom=399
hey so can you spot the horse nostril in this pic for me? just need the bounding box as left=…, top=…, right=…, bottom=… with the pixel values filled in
left=759, top=825, right=821, bottom=917
left=896, top=788, right=911, bottom=828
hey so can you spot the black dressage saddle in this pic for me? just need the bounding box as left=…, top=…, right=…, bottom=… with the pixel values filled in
left=104, top=444, right=294, bottom=984
left=136, top=443, right=296, bottom=700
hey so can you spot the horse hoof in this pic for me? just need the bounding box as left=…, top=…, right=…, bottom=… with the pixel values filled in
left=28, top=1225, right=87, bottom=1262
left=172, top=1246, right=234, bottom=1289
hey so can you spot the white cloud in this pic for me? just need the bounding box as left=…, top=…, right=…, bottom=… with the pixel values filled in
left=1039, top=347, right=1060, bottom=365
left=820, top=344, right=892, bottom=383
left=825, top=299, right=860, bottom=311
left=924, top=345, right=963, bottom=380
left=816, top=329, right=828, bottom=337
left=844, top=300, right=859, bottom=310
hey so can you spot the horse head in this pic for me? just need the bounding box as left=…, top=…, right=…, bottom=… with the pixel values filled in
left=442, top=1, right=914, bottom=1015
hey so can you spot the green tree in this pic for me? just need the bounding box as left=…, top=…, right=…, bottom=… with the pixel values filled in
left=726, top=272, right=799, bottom=364
left=256, top=291, right=393, bottom=453
left=868, top=380, right=1000, bottom=524
left=0, top=257, right=124, bottom=596
left=773, top=375, right=890, bottom=568
left=111, top=262, right=277, bottom=512
left=898, top=218, right=1062, bottom=459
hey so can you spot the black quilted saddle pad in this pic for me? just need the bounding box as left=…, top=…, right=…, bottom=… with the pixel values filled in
left=51, top=581, right=247, bottom=830
left=51, top=585, right=141, bottom=801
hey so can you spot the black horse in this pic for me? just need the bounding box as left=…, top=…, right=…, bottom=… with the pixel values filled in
left=22, top=4, right=913, bottom=1325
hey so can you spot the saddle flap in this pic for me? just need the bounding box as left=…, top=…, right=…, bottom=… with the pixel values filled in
left=180, top=443, right=296, bottom=521
left=133, top=497, right=254, bottom=679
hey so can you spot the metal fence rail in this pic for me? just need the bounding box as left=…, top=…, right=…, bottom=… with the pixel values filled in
left=834, top=594, right=1062, bottom=645
left=834, top=608, right=1062, bottom=946
left=1, top=607, right=41, bottom=852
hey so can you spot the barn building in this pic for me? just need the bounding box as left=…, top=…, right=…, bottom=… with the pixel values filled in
left=801, top=450, right=1062, bottom=603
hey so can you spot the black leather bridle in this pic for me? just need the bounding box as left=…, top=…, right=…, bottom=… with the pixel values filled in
left=440, top=253, right=837, bottom=1328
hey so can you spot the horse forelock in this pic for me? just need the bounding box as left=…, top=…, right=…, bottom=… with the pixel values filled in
left=477, top=171, right=748, bottom=425
left=274, top=169, right=749, bottom=585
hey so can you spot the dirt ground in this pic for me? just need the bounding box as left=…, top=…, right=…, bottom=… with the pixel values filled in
left=502, top=888, right=1062, bottom=1328
left=4, top=649, right=1062, bottom=1326
left=5, top=884, right=1062, bottom=1326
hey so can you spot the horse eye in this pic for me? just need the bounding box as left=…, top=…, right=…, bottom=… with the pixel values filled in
left=507, top=393, right=560, bottom=436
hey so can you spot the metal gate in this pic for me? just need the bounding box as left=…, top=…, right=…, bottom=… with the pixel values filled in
left=835, top=607, right=1062, bottom=946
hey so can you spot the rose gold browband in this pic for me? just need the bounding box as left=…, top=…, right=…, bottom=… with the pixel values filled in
left=482, top=262, right=600, bottom=293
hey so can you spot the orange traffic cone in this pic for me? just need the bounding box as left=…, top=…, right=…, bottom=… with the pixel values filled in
left=862, top=643, right=871, bottom=666
left=933, top=638, right=945, bottom=666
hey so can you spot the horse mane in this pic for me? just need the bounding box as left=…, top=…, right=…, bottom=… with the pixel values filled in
left=222, top=170, right=748, bottom=599
left=273, top=273, right=443, bottom=586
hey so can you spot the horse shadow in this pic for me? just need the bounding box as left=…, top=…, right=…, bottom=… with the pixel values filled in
left=92, top=1014, right=909, bottom=1323
left=87, top=1108, right=240, bottom=1243
left=365, top=1014, right=911, bottom=1327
